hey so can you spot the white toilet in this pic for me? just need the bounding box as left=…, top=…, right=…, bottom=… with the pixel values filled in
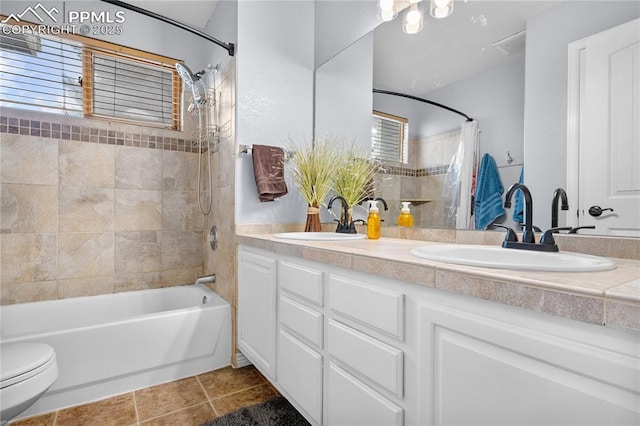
left=1, top=342, right=58, bottom=425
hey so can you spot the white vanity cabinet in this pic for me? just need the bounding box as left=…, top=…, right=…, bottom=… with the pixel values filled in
left=418, top=299, right=640, bottom=425
left=237, top=247, right=277, bottom=380
left=237, top=244, right=640, bottom=426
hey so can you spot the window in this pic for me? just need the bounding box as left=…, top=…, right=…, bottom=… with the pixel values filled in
left=0, top=21, right=181, bottom=129
left=371, top=110, right=408, bottom=163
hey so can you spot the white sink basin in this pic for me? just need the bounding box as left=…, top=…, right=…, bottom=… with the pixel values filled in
left=273, top=232, right=366, bottom=241
left=410, top=244, right=616, bottom=272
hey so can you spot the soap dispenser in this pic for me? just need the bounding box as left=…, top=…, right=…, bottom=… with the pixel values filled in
left=367, top=200, right=381, bottom=240
left=398, top=202, right=414, bottom=227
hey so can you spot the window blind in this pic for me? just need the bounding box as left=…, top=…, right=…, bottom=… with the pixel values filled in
left=90, top=53, right=175, bottom=127
left=371, top=110, right=408, bottom=163
left=0, top=27, right=83, bottom=115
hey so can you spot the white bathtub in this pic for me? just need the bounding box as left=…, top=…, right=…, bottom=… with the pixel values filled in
left=0, top=284, right=231, bottom=419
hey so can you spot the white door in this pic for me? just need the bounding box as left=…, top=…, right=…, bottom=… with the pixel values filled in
left=579, top=18, right=640, bottom=236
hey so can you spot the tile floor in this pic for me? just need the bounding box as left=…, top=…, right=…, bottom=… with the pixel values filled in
left=11, top=365, right=280, bottom=426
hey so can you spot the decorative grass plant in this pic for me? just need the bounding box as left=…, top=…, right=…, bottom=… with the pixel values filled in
left=289, top=136, right=342, bottom=232
left=332, top=147, right=380, bottom=224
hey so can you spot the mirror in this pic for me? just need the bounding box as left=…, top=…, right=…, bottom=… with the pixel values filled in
left=314, top=0, right=639, bottom=235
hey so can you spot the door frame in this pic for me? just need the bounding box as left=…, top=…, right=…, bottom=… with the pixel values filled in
left=566, top=38, right=586, bottom=229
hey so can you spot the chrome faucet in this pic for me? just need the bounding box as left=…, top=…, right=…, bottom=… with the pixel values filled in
left=328, top=195, right=356, bottom=234
left=551, top=188, right=569, bottom=229
left=504, top=183, right=535, bottom=243
left=195, top=273, right=216, bottom=286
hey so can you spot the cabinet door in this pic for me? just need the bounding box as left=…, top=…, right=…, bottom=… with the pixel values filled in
left=237, top=247, right=277, bottom=379
left=326, top=362, right=403, bottom=426
left=418, top=302, right=640, bottom=425
left=278, top=329, right=323, bottom=425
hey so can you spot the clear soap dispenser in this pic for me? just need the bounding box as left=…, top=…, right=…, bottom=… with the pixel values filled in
left=367, top=200, right=381, bottom=240
left=398, top=202, right=414, bottom=227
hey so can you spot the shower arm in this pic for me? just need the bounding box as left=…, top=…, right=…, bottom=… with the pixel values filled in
left=100, top=0, right=235, bottom=56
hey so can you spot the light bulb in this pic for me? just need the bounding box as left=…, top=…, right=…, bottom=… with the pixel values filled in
left=402, top=4, right=423, bottom=34
left=379, top=8, right=397, bottom=21
left=379, top=0, right=394, bottom=11
left=406, top=4, right=422, bottom=24
left=430, top=0, right=453, bottom=18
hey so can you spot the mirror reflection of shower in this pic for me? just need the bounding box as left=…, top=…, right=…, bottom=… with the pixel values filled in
left=175, top=62, right=219, bottom=215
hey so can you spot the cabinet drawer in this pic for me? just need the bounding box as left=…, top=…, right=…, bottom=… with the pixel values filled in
left=279, top=261, right=324, bottom=306
left=327, top=362, right=403, bottom=426
left=279, top=295, right=323, bottom=348
left=277, top=329, right=323, bottom=425
left=328, top=320, right=403, bottom=397
left=329, top=274, right=404, bottom=340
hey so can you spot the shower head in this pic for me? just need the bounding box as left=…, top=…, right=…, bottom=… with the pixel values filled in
left=175, top=63, right=206, bottom=87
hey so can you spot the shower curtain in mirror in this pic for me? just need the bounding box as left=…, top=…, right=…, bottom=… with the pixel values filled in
left=442, top=120, right=480, bottom=229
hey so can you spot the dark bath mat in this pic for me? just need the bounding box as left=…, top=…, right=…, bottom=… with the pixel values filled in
left=201, top=396, right=310, bottom=426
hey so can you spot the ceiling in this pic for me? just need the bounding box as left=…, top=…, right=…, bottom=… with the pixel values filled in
left=120, top=1, right=559, bottom=96
left=124, top=0, right=218, bottom=29
left=373, top=1, right=561, bottom=96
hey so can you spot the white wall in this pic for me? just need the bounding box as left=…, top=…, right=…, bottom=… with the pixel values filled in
left=314, top=0, right=378, bottom=68
left=235, top=1, right=315, bottom=224
left=315, top=31, right=374, bottom=151
left=203, top=0, right=238, bottom=74
left=524, top=0, right=640, bottom=230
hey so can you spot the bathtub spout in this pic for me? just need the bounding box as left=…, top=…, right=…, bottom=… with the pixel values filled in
left=195, top=274, right=216, bottom=286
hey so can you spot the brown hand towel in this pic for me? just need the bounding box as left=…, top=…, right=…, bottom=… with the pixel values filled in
left=252, top=144, right=288, bottom=202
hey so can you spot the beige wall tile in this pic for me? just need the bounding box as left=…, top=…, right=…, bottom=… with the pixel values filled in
left=0, top=135, right=58, bottom=184
left=115, top=271, right=162, bottom=293
left=162, top=267, right=203, bottom=286
left=162, top=190, right=204, bottom=230
left=115, top=189, right=162, bottom=231
left=1, top=233, right=57, bottom=283
left=162, top=230, right=204, bottom=269
left=163, top=151, right=198, bottom=190
left=58, top=233, right=114, bottom=279
left=59, top=140, right=115, bottom=187
left=57, top=276, right=114, bottom=299
left=59, top=187, right=114, bottom=232
left=1, top=184, right=58, bottom=233
left=1, top=280, right=57, bottom=304
left=115, top=231, right=162, bottom=273
left=116, top=146, right=163, bottom=189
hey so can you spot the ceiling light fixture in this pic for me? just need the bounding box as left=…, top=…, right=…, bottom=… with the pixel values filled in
left=378, top=0, right=397, bottom=22
left=430, top=0, right=454, bottom=19
left=402, top=3, right=424, bottom=34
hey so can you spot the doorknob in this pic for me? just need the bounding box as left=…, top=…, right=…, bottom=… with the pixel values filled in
left=588, top=206, right=614, bottom=217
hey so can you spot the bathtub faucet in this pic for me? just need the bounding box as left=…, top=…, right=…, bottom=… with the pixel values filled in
left=195, top=274, right=216, bottom=286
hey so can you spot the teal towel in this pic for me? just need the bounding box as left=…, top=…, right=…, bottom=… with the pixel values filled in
left=474, top=153, right=505, bottom=229
left=513, top=167, right=524, bottom=223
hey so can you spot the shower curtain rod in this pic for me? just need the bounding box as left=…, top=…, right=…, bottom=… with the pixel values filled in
left=100, top=0, right=235, bottom=56
left=373, top=88, right=473, bottom=122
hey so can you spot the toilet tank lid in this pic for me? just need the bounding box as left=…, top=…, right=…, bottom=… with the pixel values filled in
left=1, top=343, right=55, bottom=383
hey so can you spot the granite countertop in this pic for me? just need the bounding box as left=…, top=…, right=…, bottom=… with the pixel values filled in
left=236, top=233, right=640, bottom=334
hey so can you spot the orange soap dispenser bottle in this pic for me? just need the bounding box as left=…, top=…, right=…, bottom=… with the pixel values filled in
left=398, top=202, right=414, bottom=227
left=367, top=200, right=381, bottom=240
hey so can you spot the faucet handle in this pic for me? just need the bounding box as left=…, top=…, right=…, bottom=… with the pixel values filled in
left=568, top=225, right=596, bottom=234
left=540, top=227, right=573, bottom=245
left=490, top=224, right=518, bottom=242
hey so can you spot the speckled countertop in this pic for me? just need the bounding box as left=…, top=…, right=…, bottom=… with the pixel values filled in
left=237, top=233, right=640, bottom=334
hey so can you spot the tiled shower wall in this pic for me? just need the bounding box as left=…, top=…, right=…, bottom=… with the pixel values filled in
left=374, top=129, right=460, bottom=228
left=0, top=111, right=206, bottom=305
